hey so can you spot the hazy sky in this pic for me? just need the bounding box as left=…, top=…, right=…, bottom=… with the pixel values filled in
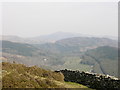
left=1, top=1, right=118, bottom=37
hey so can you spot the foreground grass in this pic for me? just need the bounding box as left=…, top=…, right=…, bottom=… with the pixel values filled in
left=64, top=82, right=89, bottom=88
left=2, top=62, right=92, bottom=89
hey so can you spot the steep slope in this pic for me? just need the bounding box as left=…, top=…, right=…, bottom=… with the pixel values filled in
left=80, top=46, right=119, bottom=77
left=0, top=40, right=37, bottom=56
left=2, top=62, right=90, bottom=88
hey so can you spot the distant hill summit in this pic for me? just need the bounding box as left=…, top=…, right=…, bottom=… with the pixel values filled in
left=32, top=31, right=88, bottom=42
left=1, top=32, right=118, bottom=44
left=56, top=37, right=117, bottom=51
left=0, top=32, right=87, bottom=44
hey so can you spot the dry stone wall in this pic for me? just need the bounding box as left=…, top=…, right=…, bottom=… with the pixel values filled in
left=56, top=69, right=120, bottom=89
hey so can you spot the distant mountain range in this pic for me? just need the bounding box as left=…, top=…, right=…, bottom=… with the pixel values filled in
left=0, top=31, right=118, bottom=77
left=1, top=34, right=118, bottom=77
left=0, top=32, right=118, bottom=44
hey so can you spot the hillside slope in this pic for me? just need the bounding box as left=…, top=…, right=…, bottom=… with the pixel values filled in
left=1, top=40, right=118, bottom=77
left=56, top=37, right=117, bottom=50
left=0, top=40, right=37, bottom=56
left=2, top=62, right=90, bottom=88
left=81, top=46, right=119, bottom=77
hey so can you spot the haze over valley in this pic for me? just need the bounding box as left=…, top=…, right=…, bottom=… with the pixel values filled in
left=1, top=1, right=119, bottom=88
left=1, top=31, right=118, bottom=77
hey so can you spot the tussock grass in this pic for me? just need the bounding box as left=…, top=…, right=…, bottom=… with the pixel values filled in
left=2, top=62, right=91, bottom=89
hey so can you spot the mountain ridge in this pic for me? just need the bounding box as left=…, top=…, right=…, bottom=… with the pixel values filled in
left=1, top=40, right=118, bottom=77
left=1, top=32, right=118, bottom=44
